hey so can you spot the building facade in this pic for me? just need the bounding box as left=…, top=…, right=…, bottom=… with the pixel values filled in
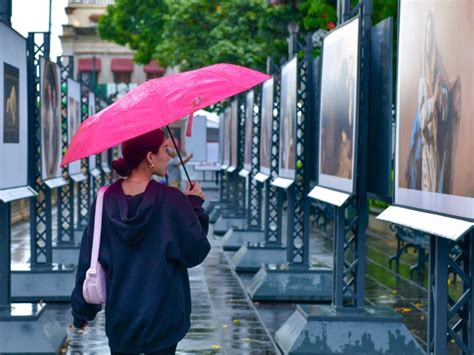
left=60, top=0, right=165, bottom=98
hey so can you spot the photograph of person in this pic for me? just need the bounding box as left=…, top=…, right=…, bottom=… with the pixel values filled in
left=243, top=91, right=254, bottom=171
left=318, top=18, right=359, bottom=193
left=3, top=63, right=19, bottom=144
left=260, top=78, right=273, bottom=176
left=396, top=0, right=472, bottom=220
left=67, top=78, right=81, bottom=175
left=223, top=107, right=231, bottom=168
left=278, top=58, right=297, bottom=180
left=40, top=58, right=62, bottom=180
left=230, top=99, right=238, bottom=169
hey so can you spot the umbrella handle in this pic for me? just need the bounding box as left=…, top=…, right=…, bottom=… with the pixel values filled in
left=166, top=126, right=194, bottom=190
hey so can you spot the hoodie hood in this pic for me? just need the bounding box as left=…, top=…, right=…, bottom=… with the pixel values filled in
left=107, top=179, right=164, bottom=245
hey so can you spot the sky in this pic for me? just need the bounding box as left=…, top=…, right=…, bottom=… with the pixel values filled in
left=11, top=0, right=68, bottom=60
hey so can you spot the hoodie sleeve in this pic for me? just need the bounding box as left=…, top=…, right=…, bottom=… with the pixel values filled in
left=70, top=197, right=102, bottom=328
left=168, top=190, right=210, bottom=268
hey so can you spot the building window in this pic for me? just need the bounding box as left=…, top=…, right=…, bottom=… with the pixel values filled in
left=113, top=71, right=131, bottom=84
left=111, top=58, right=133, bottom=84
left=78, top=57, right=101, bottom=85
left=144, top=60, right=165, bottom=80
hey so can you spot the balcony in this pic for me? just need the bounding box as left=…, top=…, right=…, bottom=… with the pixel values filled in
left=69, top=0, right=115, bottom=5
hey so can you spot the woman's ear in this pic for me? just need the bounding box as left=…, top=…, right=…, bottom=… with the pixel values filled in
left=146, top=151, right=154, bottom=164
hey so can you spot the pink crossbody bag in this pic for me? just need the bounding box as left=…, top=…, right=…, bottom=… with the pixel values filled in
left=83, top=186, right=108, bottom=304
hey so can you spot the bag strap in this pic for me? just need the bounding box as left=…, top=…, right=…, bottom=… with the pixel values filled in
left=90, top=186, right=108, bottom=270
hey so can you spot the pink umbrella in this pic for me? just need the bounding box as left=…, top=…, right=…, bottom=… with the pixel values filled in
left=61, top=63, right=270, bottom=169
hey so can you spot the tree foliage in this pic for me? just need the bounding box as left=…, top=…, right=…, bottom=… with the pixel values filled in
left=98, top=0, right=397, bottom=71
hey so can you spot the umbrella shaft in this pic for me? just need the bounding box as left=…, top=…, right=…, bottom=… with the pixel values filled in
left=166, top=126, right=194, bottom=189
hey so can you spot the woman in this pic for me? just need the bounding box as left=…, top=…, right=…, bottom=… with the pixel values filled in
left=70, top=128, right=211, bottom=354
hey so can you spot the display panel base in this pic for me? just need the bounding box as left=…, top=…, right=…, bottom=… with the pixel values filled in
left=247, top=263, right=332, bottom=302
left=11, top=263, right=77, bottom=302
left=231, top=241, right=286, bottom=273
left=212, top=215, right=247, bottom=236
left=0, top=303, right=67, bottom=354
left=275, top=304, right=424, bottom=354
left=52, top=239, right=81, bottom=264
left=220, top=228, right=265, bottom=251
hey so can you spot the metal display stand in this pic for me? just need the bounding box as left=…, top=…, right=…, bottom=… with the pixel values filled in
left=275, top=2, right=423, bottom=353
left=230, top=59, right=287, bottom=271
left=11, top=32, right=77, bottom=302
left=212, top=98, right=248, bottom=235
left=247, top=34, right=332, bottom=302
left=0, top=188, right=66, bottom=353
left=52, top=55, right=85, bottom=264
left=221, top=89, right=266, bottom=252
left=378, top=207, right=474, bottom=354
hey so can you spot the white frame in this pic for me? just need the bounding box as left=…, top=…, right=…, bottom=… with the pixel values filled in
left=278, top=57, right=297, bottom=180
left=67, top=78, right=82, bottom=176
left=0, top=24, right=28, bottom=190
left=243, top=91, right=254, bottom=172
left=260, top=78, right=273, bottom=176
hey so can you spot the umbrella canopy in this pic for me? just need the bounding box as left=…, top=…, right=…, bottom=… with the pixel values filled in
left=61, top=63, right=270, bottom=167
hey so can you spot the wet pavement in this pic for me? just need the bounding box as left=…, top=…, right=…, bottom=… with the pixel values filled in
left=9, top=189, right=462, bottom=354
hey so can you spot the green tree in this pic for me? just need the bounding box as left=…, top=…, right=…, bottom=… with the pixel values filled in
left=98, top=0, right=396, bottom=71
left=98, top=0, right=168, bottom=64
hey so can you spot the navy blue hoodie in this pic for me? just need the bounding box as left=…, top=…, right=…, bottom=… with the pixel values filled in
left=70, top=179, right=211, bottom=352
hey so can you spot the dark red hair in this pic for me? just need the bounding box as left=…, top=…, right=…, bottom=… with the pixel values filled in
left=112, top=128, right=165, bottom=177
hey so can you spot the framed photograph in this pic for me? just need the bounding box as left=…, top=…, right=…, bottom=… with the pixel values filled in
left=318, top=17, right=360, bottom=194
left=4, top=63, right=19, bottom=144
left=223, top=107, right=231, bottom=168
left=243, top=90, right=254, bottom=171
left=88, top=91, right=97, bottom=171
left=40, top=57, right=62, bottom=181
left=260, top=78, right=274, bottom=176
left=218, top=113, right=225, bottom=165
left=395, top=0, right=473, bottom=220
left=230, top=99, right=239, bottom=169
left=67, top=78, right=81, bottom=176
left=0, top=24, right=28, bottom=190
left=278, top=57, right=297, bottom=180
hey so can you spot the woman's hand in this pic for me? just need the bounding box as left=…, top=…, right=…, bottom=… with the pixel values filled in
left=185, top=181, right=206, bottom=200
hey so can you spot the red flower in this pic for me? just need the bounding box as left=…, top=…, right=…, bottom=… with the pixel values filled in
left=327, top=22, right=336, bottom=30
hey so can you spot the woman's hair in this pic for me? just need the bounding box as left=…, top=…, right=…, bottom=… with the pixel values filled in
left=112, top=128, right=165, bottom=176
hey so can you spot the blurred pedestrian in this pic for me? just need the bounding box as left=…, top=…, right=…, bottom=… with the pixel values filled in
left=70, top=128, right=210, bottom=354
left=167, top=138, right=193, bottom=190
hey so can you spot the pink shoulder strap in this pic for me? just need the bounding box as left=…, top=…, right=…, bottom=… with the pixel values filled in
left=90, top=186, right=108, bottom=270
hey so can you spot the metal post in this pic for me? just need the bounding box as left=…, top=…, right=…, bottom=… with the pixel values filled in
left=27, top=32, right=53, bottom=267
left=333, top=206, right=345, bottom=308
left=286, top=32, right=313, bottom=266
left=57, top=55, right=75, bottom=244
left=0, top=201, right=11, bottom=306
left=430, top=236, right=449, bottom=353
left=338, top=0, right=352, bottom=25
left=77, top=86, right=91, bottom=228
left=264, top=65, right=282, bottom=245
left=247, top=90, right=262, bottom=229
left=0, top=0, right=11, bottom=25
